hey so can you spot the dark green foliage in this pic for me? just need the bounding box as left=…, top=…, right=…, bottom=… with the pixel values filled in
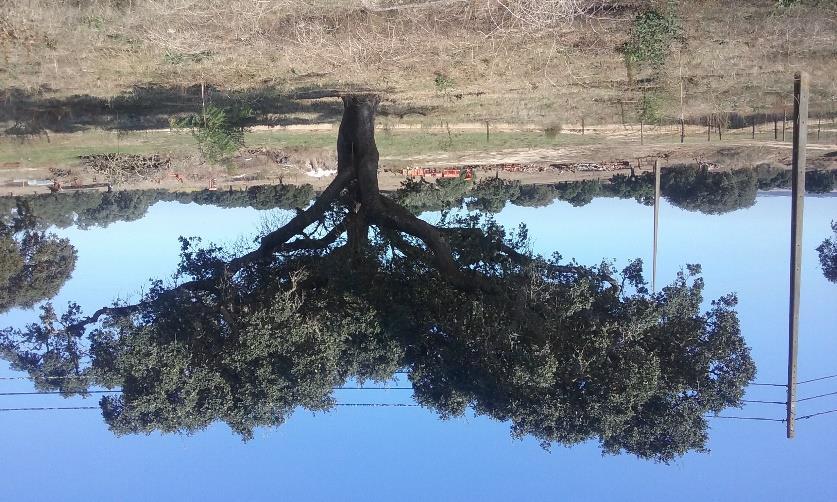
left=171, top=104, right=253, bottom=162
left=623, top=7, right=681, bottom=67
left=96, top=290, right=400, bottom=438
left=433, top=73, right=455, bottom=93
left=817, top=221, right=837, bottom=283
left=393, top=176, right=473, bottom=214
left=661, top=165, right=758, bottom=214
left=607, top=173, right=656, bottom=205
left=554, top=179, right=602, bottom=207
left=0, top=184, right=314, bottom=230
left=755, top=164, right=791, bottom=190
left=407, top=260, right=753, bottom=462
left=76, top=190, right=166, bottom=229
left=805, top=170, right=835, bottom=194
left=512, top=184, right=561, bottom=207
left=638, top=93, right=666, bottom=124
left=0, top=213, right=755, bottom=462
left=467, top=178, right=522, bottom=213
left=0, top=206, right=77, bottom=314
left=181, top=184, right=315, bottom=211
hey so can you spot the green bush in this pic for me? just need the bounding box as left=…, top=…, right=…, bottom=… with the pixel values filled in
left=171, top=104, right=253, bottom=162
left=638, top=93, right=665, bottom=124
left=434, top=73, right=455, bottom=93
left=623, top=8, right=681, bottom=67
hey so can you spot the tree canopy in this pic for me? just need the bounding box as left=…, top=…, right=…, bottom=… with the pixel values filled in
left=660, top=165, right=758, bottom=215
left=817, top=221, right=837, bottom=283
left=0, top=95, right=755, bottom=463
left=0, top=184, right=314, bottom=231
left=0, top=201, right=77, bottom=313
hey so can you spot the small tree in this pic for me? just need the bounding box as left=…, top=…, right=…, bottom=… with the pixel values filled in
left=817, top=221, right=837, bottom=283
left=623, top=5, right=681, bottom=70
left=638, top=93, right=665, bottom=125
left=172, top=104, right=253, bottom=163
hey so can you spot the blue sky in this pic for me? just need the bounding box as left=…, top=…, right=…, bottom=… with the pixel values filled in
left=1, top=193, right=835, bottom=501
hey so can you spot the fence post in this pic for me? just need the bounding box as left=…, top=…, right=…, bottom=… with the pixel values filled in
left=783, top=108, right=787, bottom=141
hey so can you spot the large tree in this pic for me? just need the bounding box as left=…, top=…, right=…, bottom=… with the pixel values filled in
left=0, top=202, right=77, bottom=313
left=0, top=96, right=755, bottom=463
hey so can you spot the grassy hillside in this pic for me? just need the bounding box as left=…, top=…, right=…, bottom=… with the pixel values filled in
left=1, top=0, right=835, bottom=129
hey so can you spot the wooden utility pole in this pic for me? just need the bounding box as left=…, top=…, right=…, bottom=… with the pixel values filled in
left=680, top=118, right=685, bottom=143
left=652, top=160, right=661, bottom=293
left=787, top=71, right=809, bottom=439
left=485, top=122, right=490, bottom=143
left=707, top=116, right=711, bottom=141
left=752, top=121, right=756, bottom=140
left=640, top=120, right=644, bottom=145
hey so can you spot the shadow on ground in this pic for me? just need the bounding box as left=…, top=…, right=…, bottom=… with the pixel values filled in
left=0, top=84, right=434, bottom=135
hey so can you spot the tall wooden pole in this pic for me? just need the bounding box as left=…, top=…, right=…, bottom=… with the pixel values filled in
left=787, top=71, right=809, bottom=439
left=652, top=160, right=660, bottom=293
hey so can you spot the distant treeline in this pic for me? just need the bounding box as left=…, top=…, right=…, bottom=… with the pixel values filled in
left=0, top=184, right=314, bottom=230
left=395, top=165, right=837, bottom=215
left=1, top=166, right=834, bottom=231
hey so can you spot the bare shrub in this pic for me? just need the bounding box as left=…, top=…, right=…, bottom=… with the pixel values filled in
left=494, top=0, right=594, bottom=28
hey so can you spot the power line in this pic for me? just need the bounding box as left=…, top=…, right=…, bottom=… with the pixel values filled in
left=799, top=373, right=837, bottom=385
left=0, top=406, right=99, bottom=412
left=0, top=390, right=120, bottom=396
left=0, top=375, right=415, bottom=381
left=0, top=387, right=414, bottom=397
left=708, top=415, right=785, bottom=422
left=0, top=403, right=421, bottom=412
left=3, top=371, right=837, bottom=385
left=0, top=407, right=797, bottom=420
left=0, top=406, right=831, bottom=422
left=719, top=389, right=837, bottom=406
left=332, top=403, right=419, bottom=407
left=748, top=372, right=837, bottom=387
left=797, top=390, right=837, bottom=403
left=797, top=408, right=837, bottom=420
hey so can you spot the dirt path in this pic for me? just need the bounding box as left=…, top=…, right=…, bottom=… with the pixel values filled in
left=2, top=134, right=835, bottom=196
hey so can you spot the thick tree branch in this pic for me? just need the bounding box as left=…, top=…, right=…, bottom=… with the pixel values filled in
left=370, top=195, right=477, bottom=291
left=439, top=227, right=620, bottom=291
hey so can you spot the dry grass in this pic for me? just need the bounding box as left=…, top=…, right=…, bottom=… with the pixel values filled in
left=0, top=0, right=836, bottom=128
